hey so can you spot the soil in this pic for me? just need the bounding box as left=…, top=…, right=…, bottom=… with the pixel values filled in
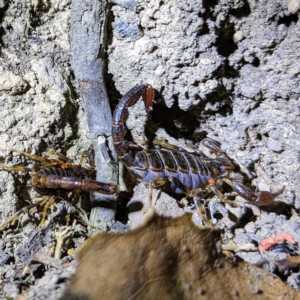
left=0, top=0, right=299, bottom=299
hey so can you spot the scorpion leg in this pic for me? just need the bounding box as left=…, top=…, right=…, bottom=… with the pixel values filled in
left=10, top=149, right=47, bottom=163
left=0, top=164, right=33, bottom=173
left=142, top=176, right=170, bottom=213
left=151, top=140, right=188, bottom=152
left=208, top=182, right=240, bottom=207
left=0, top=196, right=50, bottom=231
left=186, top=143, right=208, bottom=157
left=78, top=145, right=95, bottom=168
left=192, top=195, right=214, bottom=226
left=45, top=150, right=72, bottom=163
left=54, top=220, right=76, bottom=259
left=183, top=181, right=232, bottom=225
left=149, top=175, right=191, bottom=205
left=169, top=177, right=214, bottom=225
left=143, top=175, right=186, bottom=213
left=149, top=139, right=209, bottom=158
left=39, top=195, right=57, bottom=227
left=143, top=174, right=215, bottom=225
left=9, top=149, right=71, bottom=169
left=152, top=140, right=208, bottom=157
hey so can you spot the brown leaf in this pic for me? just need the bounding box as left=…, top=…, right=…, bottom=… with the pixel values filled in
left=60, top=213, right=297, bottom=300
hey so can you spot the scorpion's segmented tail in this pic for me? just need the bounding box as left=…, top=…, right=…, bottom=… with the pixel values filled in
left=31, top=175, right=117, bottom=194
left=112, top=84, right=155, bottom=163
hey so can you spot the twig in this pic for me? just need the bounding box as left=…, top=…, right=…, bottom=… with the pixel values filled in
left=71, top=0, right=118, bottom=222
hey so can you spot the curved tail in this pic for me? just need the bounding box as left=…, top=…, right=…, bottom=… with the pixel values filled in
left=112, top=84, right=154, bottom=165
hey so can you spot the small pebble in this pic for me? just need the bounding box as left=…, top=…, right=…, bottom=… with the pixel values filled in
left=288, top=0, right=300, bottom=14
left=234, top=30, right=244, bottom=41
left=267, top=138, right=283, bottom=153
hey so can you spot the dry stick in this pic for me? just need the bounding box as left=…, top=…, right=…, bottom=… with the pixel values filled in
left=71, top=0, right=118, bottom=225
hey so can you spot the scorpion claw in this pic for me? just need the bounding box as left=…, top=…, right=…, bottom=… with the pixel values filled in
left=233, top=179, right=285, bottom=206
left=231, top=172, right=285, bottom=206
left=255, top=186, right=285, bottom=206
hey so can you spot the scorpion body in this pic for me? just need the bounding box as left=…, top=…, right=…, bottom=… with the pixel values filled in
left=0, top=146, right=117, bottom=230
left=112, top=84, right=284, bottom=216
left=123, top=147, right=228, bottom=194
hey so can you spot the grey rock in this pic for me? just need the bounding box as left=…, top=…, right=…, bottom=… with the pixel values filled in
left=267, top=138, right=284, bottom=152
left=0, top=250, right=10, bottom=266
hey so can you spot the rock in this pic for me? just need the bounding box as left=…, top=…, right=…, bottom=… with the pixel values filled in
left=267, top=138, right=284, bottom=153
left=0, top=66, right=28, bottom=95
left=233, top=30, right=244, bottom=41
left=288, top=0, right=300, bottom=14
left=240, top=83, right=261, bottom=99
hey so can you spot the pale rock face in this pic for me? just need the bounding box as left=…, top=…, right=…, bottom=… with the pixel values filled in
left=0, top=0, right=299, bottom=297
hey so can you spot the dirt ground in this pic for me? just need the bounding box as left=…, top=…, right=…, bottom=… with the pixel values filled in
left=0, top=0, right=300, bottom=299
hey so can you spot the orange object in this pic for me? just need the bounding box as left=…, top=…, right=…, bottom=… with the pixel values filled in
left=208, top=178, right=216, bottom=185
left=259, top=233, right=296, bottom=252
left=67, top=248, right=75, bottom=256
left=275, top=233, right=296, bottom=245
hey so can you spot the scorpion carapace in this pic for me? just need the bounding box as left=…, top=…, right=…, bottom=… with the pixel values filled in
left=0, top=146, right=117, bottom=230
left=112, top=84, right=285, bottom=221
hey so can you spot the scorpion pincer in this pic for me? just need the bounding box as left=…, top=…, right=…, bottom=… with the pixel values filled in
left=112, top=84, right=285, bottom=220
left=0, top=146, right=117, bottom=230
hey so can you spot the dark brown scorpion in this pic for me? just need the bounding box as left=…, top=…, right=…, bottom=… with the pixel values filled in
left=0, top=146, right=117, bottom=230
left=112, top=84, right=285, bottom=221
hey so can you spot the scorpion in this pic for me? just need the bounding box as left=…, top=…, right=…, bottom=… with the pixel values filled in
left=0, top=146, right=117, bottom=230
left=112, top=84, right=285, bottom=222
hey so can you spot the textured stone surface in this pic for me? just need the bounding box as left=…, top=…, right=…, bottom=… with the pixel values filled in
left=108, top=0, right=300, bottom=209
left=0, top=0, right=299, bottom=298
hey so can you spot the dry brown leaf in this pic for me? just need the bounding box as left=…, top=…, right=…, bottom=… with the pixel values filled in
left=60, top=213, right=298, bottom=300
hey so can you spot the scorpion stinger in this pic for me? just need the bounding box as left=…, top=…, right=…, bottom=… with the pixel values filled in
left=112, top=84, right=285, bottom=224
left=0, top=146, right=117, bottom=231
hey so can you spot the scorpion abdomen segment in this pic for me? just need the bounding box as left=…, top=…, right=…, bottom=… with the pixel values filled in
left=113, top=106, right=129, bottom=125
left=159, top=150, right=177, bottom=172
left=172, top=152, right=188, bottom=173
left=146, top=150, right=164, bottom=172
left=184, top=153, right=198, bottom=174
